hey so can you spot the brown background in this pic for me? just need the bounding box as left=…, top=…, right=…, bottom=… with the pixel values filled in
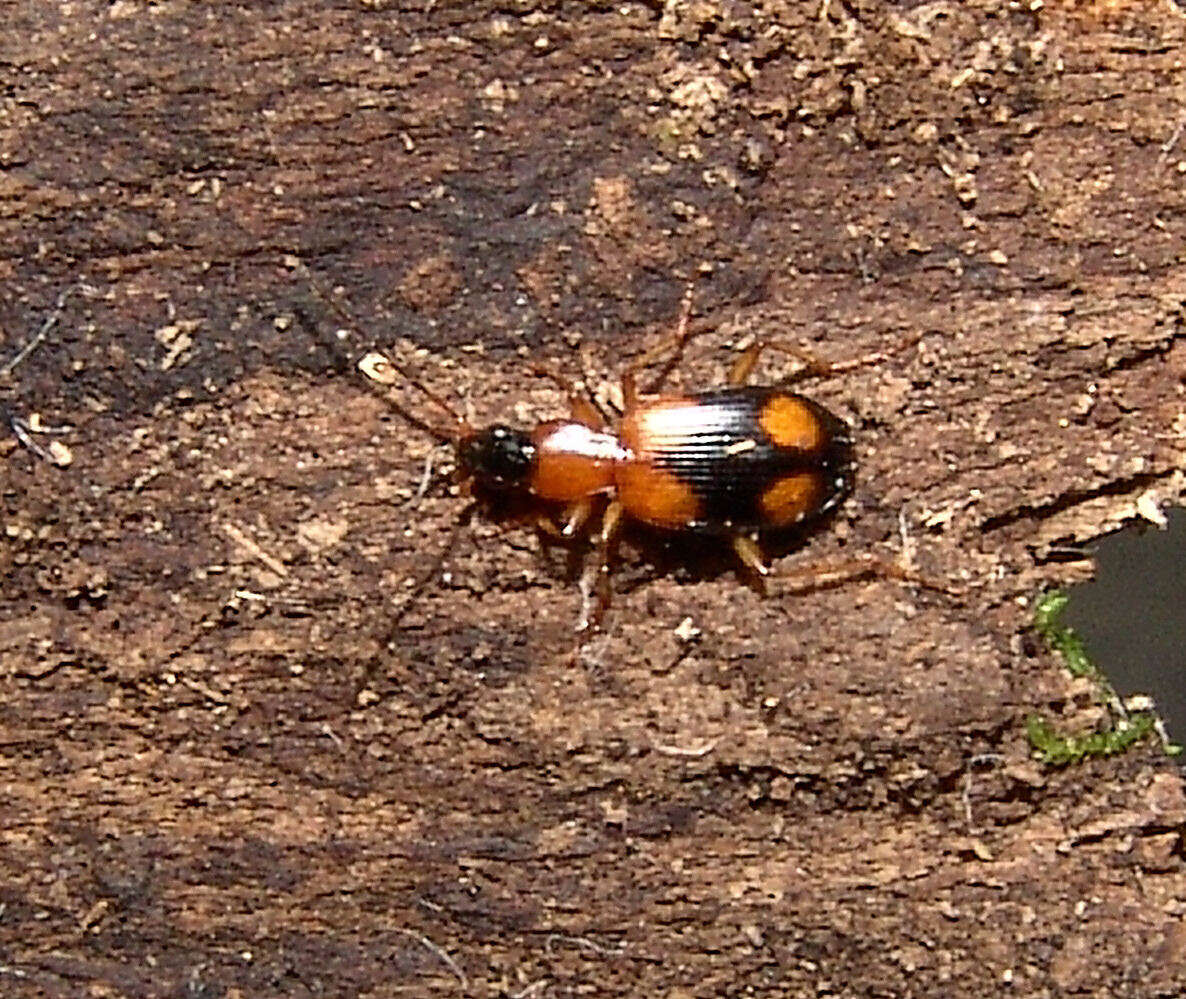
left=3, top=1, right=1186, bottom=996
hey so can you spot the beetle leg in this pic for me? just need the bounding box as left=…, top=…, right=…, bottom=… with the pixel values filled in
left=621, top=370, right=640, bottom=412
left=730, top=331, right=923, bottom=387
left=561, top=497, right=596, bottom=538
left=599, top=498, right=624, bottom=546
left=574, top=344, right=624, bottom=418
left=768, top=551, right=957, bottom=596
left=731, top=534, right=771, bottom=593
left=528, top=363, right=609, bottom=429
left=570, top=394, right=609, bottom=431
left=576, top=500, right=624, bottom=632
left=621, top=281, right=695, bottom=408
left=730, top=341, right=841, bottom=386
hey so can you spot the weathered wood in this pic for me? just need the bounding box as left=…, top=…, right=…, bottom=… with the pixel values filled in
left=3, top=2, right=1186, bottom=996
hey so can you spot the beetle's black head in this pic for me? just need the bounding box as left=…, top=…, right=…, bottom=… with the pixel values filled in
left=458, top=425, right=537, bottom=490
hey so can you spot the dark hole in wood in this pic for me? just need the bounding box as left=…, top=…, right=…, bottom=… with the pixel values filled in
left=1065, top=507, right=1186, bottom=749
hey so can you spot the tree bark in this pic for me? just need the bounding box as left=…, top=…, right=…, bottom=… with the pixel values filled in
left=2, top=2, right=1185, bottom=996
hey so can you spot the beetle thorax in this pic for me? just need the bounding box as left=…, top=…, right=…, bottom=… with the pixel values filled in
left=529, top=420, right=625, bottom=502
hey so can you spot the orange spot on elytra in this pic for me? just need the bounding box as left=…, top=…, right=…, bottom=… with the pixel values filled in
left=759, top=395, right=824, bottom=453
left=759, top=472, right=822, bottom=527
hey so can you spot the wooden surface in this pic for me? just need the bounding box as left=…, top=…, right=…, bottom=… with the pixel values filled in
left=2, top=2, right=1186, bottom=996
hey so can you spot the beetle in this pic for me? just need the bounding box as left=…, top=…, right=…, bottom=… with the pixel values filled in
left=306, top=284, right=934, bottom=631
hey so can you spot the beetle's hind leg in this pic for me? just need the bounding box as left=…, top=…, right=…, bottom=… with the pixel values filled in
left=767, top=550, right=957, bottom=596
left=729, top=331, right=923, bottom=387
left=729, top=533, right=956, bottom=597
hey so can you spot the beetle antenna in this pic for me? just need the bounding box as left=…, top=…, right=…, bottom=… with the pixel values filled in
left=309, top=280, right=467, bottom=428
left=290, top=268, right=470, bottom=442
left=351, top=499, right=478, bottom=707
left=291, top=304, right=463, bottom=445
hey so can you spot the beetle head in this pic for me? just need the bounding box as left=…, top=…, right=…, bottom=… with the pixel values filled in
left=458, top=425, right=537, bottom=490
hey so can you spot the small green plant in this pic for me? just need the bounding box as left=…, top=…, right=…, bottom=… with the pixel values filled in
left=1026, top=714, right=1156, bottom=767
left=1026, top=589, right=1174, bottom=766
left=1032, top=590, right=1097, bottom=679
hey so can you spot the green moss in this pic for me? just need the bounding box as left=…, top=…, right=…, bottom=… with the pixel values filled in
left=1032, top=590, right=1097, bottom=679
left=1026, top=588, right=1170, bottom=766
left=1026, top=713, right=1156, bottom=767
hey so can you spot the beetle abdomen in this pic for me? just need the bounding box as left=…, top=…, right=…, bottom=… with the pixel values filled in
left=616, top=387, right=852, bottom=533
